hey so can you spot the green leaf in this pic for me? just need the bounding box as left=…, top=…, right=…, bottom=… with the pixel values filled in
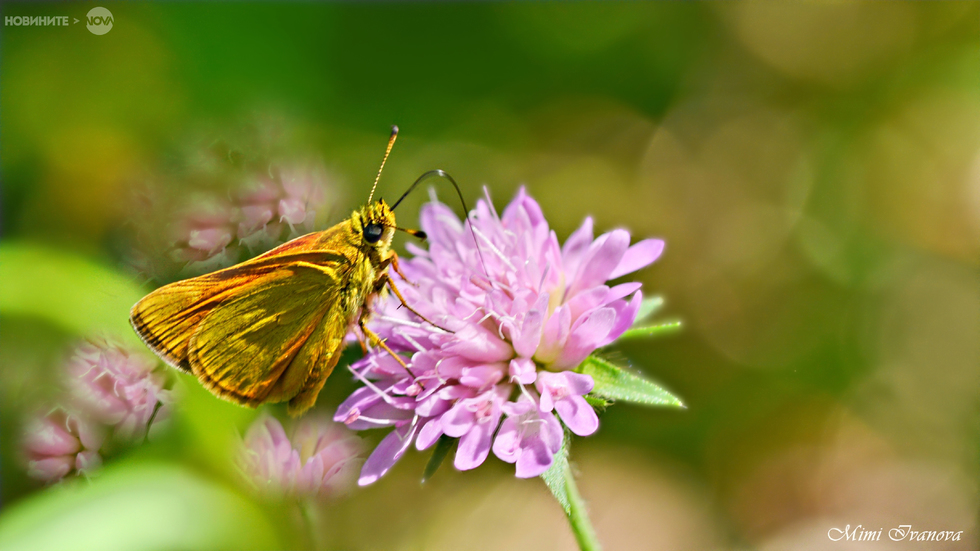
left=616, top=320, right=682, bottom=341
left=0, top=461, right=281, bottom=551
left=577, top=355, right=684, bottom=408
left=540, top=427, right=572, bottom=515
left=0, top=242, right=145, bottom=345
left=631, top=296, right=664, bottom=327
left=421, top=435, right=456, bottom=483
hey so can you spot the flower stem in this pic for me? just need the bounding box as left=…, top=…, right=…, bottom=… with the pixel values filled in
left=297, top=500, right=320, bottom=551
left=563, top=464, right=601, bottom=551
left=143, top=400, right=163, bottom=444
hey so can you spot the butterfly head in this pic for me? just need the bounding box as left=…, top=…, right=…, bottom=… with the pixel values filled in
left=356, top=200, right=396, bottom=248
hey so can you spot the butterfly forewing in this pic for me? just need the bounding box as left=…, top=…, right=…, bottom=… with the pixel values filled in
left=130, top=224, right=366, bottom=411
left=130, top=231, right=334, bottom=371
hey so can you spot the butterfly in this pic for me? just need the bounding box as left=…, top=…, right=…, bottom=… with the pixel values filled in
left=130, top=127, right=458, bottom=416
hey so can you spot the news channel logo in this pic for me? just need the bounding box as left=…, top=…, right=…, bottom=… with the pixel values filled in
left=86, top=7, right=113, bottom=35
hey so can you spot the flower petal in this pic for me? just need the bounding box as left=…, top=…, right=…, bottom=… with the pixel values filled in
left=553, top=307, right=616, bottom=369
left=609, top=239, right=664, bottom=280
left=509, top=358, right=537, bottom=385
left=72, top=415, right=106, bottom=451
left=454, top=419, right=496, bottom=470
left=535, top=305, right=571, bottom=365
left=561, top=371, right=595, bottom=396
left=358, top=423, right=416, bottom=486
left=514, top=436, right=553, bottom=478
left=491, top=416, right=521, bottom=464
left=416, top=418, right=444, bottom=451
left=607, top=282, right=642, bottom=303
left=415, top=393, right=451, bottom=418
left=512, top=296, right=546, bottom=358
left=444, top=324, right=514, bottom=363
left=75, top=450, right=103, bottom=474
left=555, top=395, right=599, bottom=436
left=541, top=410, right=564, bottom=454
left=441, top=402, right=476, bottom=438
left=28, top=457, right=73, bottom=481
left=561, top=216, right=594, bottom=277
left=566, top=230, right=630, bottom=298
left=604, top=290, right=643, bottom=345
left=459, top=364, right=505, bottom=388
left=24, top=416, right=79, bottom=457
left=566, top=285, right=610, bottom=321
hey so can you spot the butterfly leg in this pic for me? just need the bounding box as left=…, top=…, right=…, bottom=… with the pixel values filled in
left=358, top=317, right=415, bottom=378
left=376, top=273, right=454, bottom=334
left=355, top=327, right=369, bottom=355
left=389, top=252, right=417, bottom=287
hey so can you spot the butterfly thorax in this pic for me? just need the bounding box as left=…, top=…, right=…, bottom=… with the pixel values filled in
left=306, top=200, right=395, bottom=319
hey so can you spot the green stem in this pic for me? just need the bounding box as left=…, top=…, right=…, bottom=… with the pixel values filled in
left=143, top=400, right=163, bottom=444
left=563, top=465, right=602, bottom=551
left=297, top=500, right=320, bottom=551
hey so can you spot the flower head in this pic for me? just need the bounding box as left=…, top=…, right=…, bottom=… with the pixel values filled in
left=124, top=117, right=342, bottom=282
left=24, top=408, right=105, bottom=482
left=336, top=187, right=663, bottom=483
left=66, top=337, right=172, bottom=440
left=169, top=197, right=240, bottom=275
left=166, top=160, right=336, bottom=277
left=238, top=414, right=363, bottom=500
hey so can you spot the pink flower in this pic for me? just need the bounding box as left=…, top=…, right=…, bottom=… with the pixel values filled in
left=24, top=408, right=105, bottom=482
left=66, top=337, right=172, bottom=440
left=236, top=177, right=280, bottom=234
left=169, top=199, right=240, bottom=275
left=335, top=187, right=663, bottom=483
left=238, top=414, right=363, bottom=499
left=492, top=396, right=563, bottom=478
left=535, top=371, right=598, bottom=437
left=126, top=122, right=341, bottom=282
left=278, top=160, right=330, bottom=232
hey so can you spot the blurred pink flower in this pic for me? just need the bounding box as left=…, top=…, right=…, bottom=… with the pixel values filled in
left=238, top=414, right=364, bottom=500
left=124, top=119, right=342, bottom=282
left=168, top=160, right=335, bottom=276
left=66, top=337, right=172, bottom=440
left=236, top=176, right=284, bottom=253
left=24, top=408, right=105, bottom=482
left=278, top=161, right=329, bottom=232
left=336, top=187, right=663, bottom=484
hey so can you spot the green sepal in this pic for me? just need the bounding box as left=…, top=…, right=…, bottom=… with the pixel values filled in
left=577, top=355, right=684, bottom=408
left=421, top=435, right=455, bottom=483
left=631, top=296, right=664, bottom=327
left=583, top=394, right=610, bottom=411
left=616, top=320, right=682, bottom=341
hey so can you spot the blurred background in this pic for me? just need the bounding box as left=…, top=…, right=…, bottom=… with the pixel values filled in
left=1, top=2, right=978, bottom=550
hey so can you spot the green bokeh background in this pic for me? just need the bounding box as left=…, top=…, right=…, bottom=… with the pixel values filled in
left=2, top=3, right=978, bottom=550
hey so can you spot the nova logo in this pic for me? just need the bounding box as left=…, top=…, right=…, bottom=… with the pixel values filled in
left=86, top=7, right=112, bottom=35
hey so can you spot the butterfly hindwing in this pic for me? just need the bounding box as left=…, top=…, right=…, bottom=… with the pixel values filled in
left=187, top=260, right=352, bottom=407
left=130, top=274, right=249, bottom=373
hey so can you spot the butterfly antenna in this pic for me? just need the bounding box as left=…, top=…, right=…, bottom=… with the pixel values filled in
left=368, top=125, right=398, bottom=204
left=392, top=169, right=490, bottom=278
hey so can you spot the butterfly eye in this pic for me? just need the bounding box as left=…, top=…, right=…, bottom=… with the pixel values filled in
left=363, top=223, right=384, bottom=244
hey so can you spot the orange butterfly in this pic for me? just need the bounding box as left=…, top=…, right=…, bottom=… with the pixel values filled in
left=130, top=127, right=439, bottom=415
